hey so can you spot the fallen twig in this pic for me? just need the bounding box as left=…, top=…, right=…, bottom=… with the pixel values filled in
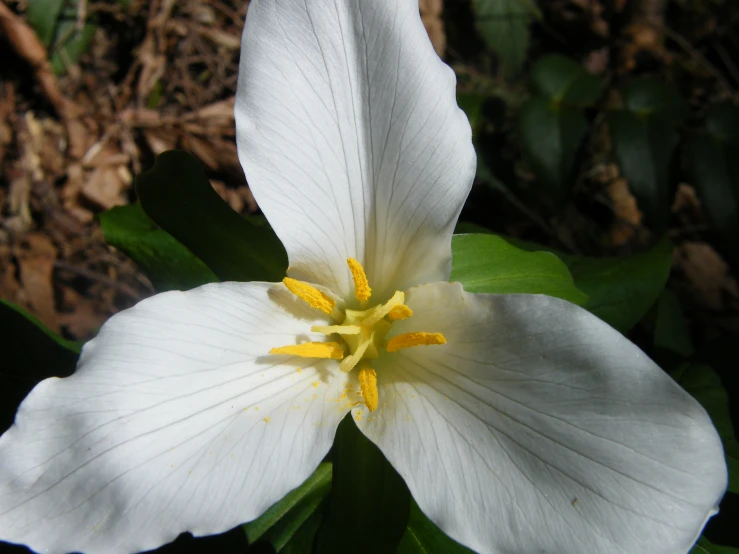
left=0, top=2, right=82, bottom=121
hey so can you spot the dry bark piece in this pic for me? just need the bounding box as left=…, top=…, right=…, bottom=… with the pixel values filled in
left=676, top=241, right=739, bottom=312
left=419, top=0, right=443, bottom=16
left=182, top=134, right=220, bottom=170
left=58, top=286, right=106, bottom=339
left=16, top=233, right=59, bottom=333
left=608, top=178, right=643, bottom=246
left=0, top=2, right=82, bottom=121
left=419, top=0, right=445, bottom=56
left=80, top=165, right=128, bottom=210
left=672, top=183, right=703, bottom=222
left=0, top=83, right=14, bottom=167
left=0, top=243, right=21, bottom=302
left=143, top=129, right=176, bottom=155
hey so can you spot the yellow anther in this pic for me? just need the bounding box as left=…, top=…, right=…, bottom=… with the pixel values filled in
left=347, top=258, right=372, bottom=302
left=311, top=325, right=361, bottom=335
left=270, top=342, right=344, bottom=359
left=283, top=278, right=336, bottom=315
left=358, top=367, right=378, bottom=412
left=387, top=304, right=413, bottom=321
left=363, top=290, right=405, bottom=327
left=386, top=332, right=447, bottom=353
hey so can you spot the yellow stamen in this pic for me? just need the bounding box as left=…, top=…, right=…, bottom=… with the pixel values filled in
left=283, top=278, right=336, bottom=315
left=270, top=342, right=344, bottom=359
left=347, top=258, right=372, bottom=302
left=363, top=291, right=405, bottom=327
left=358, top=367, right=378, bottom=412
left=386, top=332, right=447, bottom=353
left=387, top=304, right=413, bottom=321
left=311, top=325, right=361, bottom=335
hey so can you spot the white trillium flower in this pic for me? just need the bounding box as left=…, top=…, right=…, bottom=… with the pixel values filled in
left=0, top=0, right=728, bottom=553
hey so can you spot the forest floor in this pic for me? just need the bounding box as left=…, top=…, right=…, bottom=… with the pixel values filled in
left=1, top=0, right=738, bottom=548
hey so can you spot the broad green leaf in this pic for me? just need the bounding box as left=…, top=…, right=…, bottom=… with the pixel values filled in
left=0, top=300, right=79, bottom=431
left=470, top=0, right=534, bottom=74
left=136, top=151, right=288, bottom=283
left=100, top=203, right=218, bottom=291
left=519, top=97, right=588, bottom=205
left=315, top=415, right=411, bottom=554
left=457, top=92, right=487, bottom=135
left=396, top=500, right=475, bottom=554
left=654, top=289, right=694, bottom=357
left=26, top=0, right=65, bottom=46
left=687, top=133, right=739, bottom=245
left=50, top=21, right=97, bottom=75
left=608, top=110, right=679, bottom=232
left=672, top=363, right=739, bottom=494
left=244, top=463, right=332, bottom=546
left=687, top=103, right=739, bottom=266
left=454, top=221, right=493, bottom=234
left=691, top=537, right=739, bottom=554
left=277, top=506, right=324, bottom=554
left=623, top=78, right=690, bottom=126
left=705, top=102, right=739, bottom=140
left=565, top=238, right=672, bottom=333
left=500, top=235, right=672, bottom=332
left=530, top=54, right=603, bottom=106
left=451, top=233, right=587, bottom=305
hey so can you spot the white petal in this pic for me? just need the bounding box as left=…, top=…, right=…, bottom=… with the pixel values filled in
left=356, top=282, right=727, bottom=554
left=0, top=282, right=352, bottom=554
left=235, top=0, right=475, bottom=300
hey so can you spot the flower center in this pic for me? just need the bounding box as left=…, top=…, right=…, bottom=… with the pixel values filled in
left=269, top=259, right=446, bottom=412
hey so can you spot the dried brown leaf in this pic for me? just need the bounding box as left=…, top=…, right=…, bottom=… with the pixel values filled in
left=17, top=233, right=59, bottom=333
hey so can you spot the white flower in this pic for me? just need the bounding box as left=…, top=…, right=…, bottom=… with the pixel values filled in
left=0, top=1, right=727, bottom=553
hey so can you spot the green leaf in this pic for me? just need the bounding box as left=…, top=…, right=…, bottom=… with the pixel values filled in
left=530, top=54, right=603, bottom=107
left=564, top=238, right=672, bottom=333
left=672, top=363, right=739, bottom=494
left=457, top=92, right=487, bottom=136
left=623, top=78, right=690, bottom=126
left=50, top=21, right=97, bottom=75
left=608, top=110, right=679, bottom=232
left=470, top=0, right=534, bottom=75
left=609, top=79, right=689, bottom=231
left=244, top=463, right=332, bottom=552
left=277, top=506, right=324, bottom=554
left=519, top=97, right=588, bottom=205
left=654, top=289, right=694, bottom=357
left=705, top=102, right=739, bottom=140
left=454, top=221, right=493, bottom=235
left=499, top=235, right=672, bottom=332
left=136, top=151, right=288, bottom=283
left=26, top=0, right=65, bottom=47
left=451, top=233, right=587, bottom=305
left=0, top=300, right=79, bottom=430
left=687, top=133, right=739, bottom=244
left=396, top=500, right=475, bottom=554
left=316, top=415, right=411, bottom=554
left=687, top=103, right=739, bottom=266
left=100, top=203, right=218, bottom=292
left=691, top=536, right=739, bottom=554
left=244, top=463, right=332, bottom=545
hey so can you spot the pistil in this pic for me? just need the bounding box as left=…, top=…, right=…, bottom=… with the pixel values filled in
left=270, top=259, right=446, bottom=413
